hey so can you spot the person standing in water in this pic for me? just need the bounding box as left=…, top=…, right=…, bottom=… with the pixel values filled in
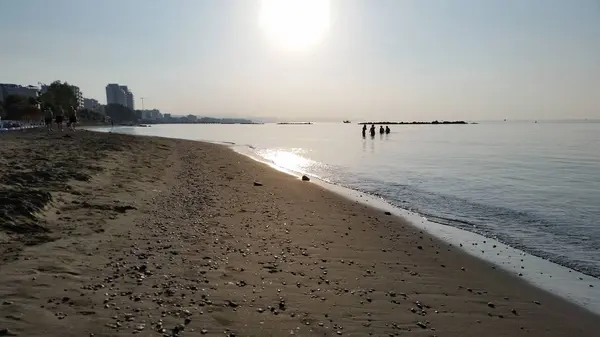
left=379, top=125, right=385, bottom=134
left=385, top=126, right=390, bottom=134
left=362, top=124, right=367, bottom=137
left=369, top=124, right=376, bottom=137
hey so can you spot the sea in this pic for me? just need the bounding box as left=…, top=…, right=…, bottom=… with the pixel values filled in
left=93, top=120, right=600, bottom=312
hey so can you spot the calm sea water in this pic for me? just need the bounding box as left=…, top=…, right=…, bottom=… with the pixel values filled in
left=98, top=121, right=600, bottom=278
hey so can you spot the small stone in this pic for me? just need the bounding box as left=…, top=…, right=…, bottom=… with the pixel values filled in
left=416, top=322, right=427, bottom=329
left=533, top=300, right=541, bottom=305
left=487, top=302, right=495, bottom=308
left=200, top=329, right=208, bottom=334
left=301, top=175, right=310, bottom=181
left=384, top=211, right=391, bottom=215
left=253, top=182, right=263, bottom=186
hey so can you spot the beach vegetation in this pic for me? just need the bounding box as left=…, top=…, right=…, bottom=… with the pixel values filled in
left=1, top=94, right=40, bottom=121
left=39, top=81, right=77, bottom=112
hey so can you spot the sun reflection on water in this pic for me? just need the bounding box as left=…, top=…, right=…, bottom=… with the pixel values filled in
left=258, top=148, right=315, bottom=173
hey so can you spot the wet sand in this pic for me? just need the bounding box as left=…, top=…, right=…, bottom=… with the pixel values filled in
left=0, top=129, right=598, bottom=337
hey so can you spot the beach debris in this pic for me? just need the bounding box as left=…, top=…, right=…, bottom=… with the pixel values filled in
left=487, top=302, right=495, bottom=308
left=384, top=211, right=392, bottom=215
left=416, top=322, right=427, bottom=329
left=253, top=181, right=263, bottom=186
left=533, top=300, right=541, bottom=305
left=511, top=309, right=518, bottom=315
left=301, top=175, right=310, bottom=181
left=0, top=328, right=17, bottom=336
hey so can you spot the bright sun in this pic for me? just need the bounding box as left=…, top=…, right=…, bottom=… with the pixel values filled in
left=259, top=0, right=331, bottom=51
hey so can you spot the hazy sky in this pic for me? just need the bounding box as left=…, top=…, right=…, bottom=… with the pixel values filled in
left=1, top=0, right=599, bottom=121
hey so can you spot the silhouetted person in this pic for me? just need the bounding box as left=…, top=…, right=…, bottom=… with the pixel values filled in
left=67, top=106, right=77, bottom=131
left=385, top=126, right=390, bottom=134
left=55, top=107, right=64, bottom=131
left=379, top=125, right=385, bottom=134
left=362, top=124, right=367, bottom=137
left=43, top=105, right=53, bottom=131
left=369, top=124, right=376, bottom=137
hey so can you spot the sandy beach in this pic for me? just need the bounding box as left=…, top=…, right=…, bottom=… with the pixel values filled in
left=0, top=129, right=598, bottom=337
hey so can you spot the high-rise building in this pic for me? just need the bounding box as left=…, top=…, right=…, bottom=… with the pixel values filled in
left=118, top=86, right=135, bottom=110
left=106, top=84, right=134, bottom=110
left=106, top=84, right=127, bottom=106
left=126, top=91, right=134, bottom=110
left=70, top=85, right=84, bottom=109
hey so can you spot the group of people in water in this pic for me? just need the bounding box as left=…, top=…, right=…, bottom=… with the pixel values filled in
left=362, top=124, right=390, bottom=137
left=43, top=105, right=78, bottom=132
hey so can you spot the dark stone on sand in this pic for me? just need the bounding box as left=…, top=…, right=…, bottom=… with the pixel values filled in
left=0, top=328, right=17, bottom=336
left=384, top=211, right=391, bottom=215
left=416, top=322, right=427, bottom=329
left=302, top=175, right=310, bottom=181
left=253, top=182, right=263, bottom=186
left=487, top=302, right=495, bottom=308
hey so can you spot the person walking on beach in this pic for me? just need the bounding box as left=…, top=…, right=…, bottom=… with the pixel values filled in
left=55, top=107, right=64, bottom=131
left=43, top=105, right=54, bottom=131
left=67, top=106, right=78, bottom=131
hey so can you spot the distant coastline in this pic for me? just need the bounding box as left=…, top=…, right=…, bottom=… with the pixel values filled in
left=358, top=120, right=468, bottom=125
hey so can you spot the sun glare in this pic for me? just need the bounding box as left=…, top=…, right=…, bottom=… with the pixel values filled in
left=259, top=0, right=331, bottom=51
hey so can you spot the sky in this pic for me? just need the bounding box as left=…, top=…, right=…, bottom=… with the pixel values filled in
left=1, top=0, right=599, bottom=121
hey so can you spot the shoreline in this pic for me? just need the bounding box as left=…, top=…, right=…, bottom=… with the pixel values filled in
left=92, top=126, right=600, bottom=315
left=231, top=143, right=600, bottom=315
left=3, top=129, right=598, bottom=336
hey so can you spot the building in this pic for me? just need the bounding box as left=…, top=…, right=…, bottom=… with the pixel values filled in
left=106, top=84, right=134, bottom=110
left=119, top=85, right=134, bottom=110
left=83, top=98, right=102, bottom=112
left=106, top=84, right=127, bottom=107
left=138, top=109, right=162, bottom=120
left=125, top=91, right=134, bottom=110
left=0, top=84, right=39, bottom=102
left=71, top=85, right=84, bottom=109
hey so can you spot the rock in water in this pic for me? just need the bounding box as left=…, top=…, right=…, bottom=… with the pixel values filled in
left=301, top=175, right=310, bottom=181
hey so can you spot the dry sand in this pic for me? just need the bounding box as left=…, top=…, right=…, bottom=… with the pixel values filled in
left=0, top=129, right=598, bottom=337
